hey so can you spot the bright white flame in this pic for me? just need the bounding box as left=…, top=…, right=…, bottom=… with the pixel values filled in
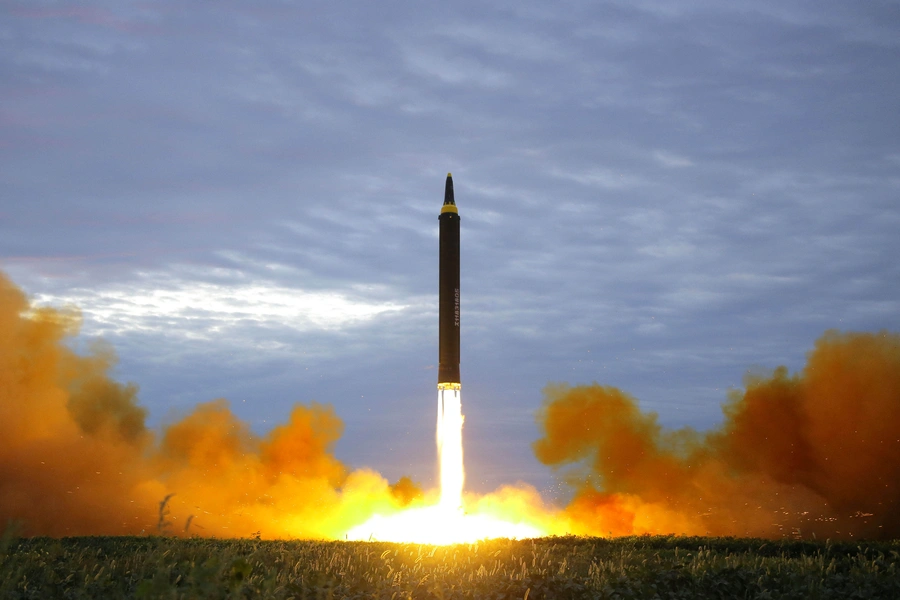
left=346, top=504, right=542, bottom=545
left=345, top=387, right=545, bottom=544
left=437, top=387, right=464, bottom=512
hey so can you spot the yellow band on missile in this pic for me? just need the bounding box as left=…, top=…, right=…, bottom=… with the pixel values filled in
left=438, top=382, right=461, bottom=390
left=440, top=204, right=458, bottom=214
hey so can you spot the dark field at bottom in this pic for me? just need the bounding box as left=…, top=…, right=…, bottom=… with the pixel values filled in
left=1, top=534, right=899, bottom=599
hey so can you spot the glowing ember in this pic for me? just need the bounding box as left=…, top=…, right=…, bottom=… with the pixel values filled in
left=345, top=389, right=546, bottom=544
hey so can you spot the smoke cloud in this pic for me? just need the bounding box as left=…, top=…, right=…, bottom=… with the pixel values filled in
left=534, top=330, right=900, bottom=539
left=0, top=272, right=421, bottom=538
left=4, top=268, right=898, bottom=541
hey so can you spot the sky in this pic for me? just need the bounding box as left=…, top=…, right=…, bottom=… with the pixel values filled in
left=2, top=0, right=898, bottom=499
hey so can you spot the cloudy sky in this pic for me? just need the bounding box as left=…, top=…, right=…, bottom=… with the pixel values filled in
left=2, top=0, right=898, bottom=497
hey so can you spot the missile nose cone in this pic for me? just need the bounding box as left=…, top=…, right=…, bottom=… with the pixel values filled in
left=443, top=173, right=455, bottom=206
left=440, top=173, right=458, bottom=215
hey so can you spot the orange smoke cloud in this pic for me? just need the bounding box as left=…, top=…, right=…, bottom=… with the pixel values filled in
left=534, top=330, right=900, bottom=539
left=6, top=266, right=897, bottom=542
left=0, top=272, right=417, bottom=538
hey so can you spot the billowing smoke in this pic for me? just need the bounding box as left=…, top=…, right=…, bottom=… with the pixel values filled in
left=5, top=268, right=898, bottom=541
left=0, top=272, right=421, bottom=538
left=534, top=331, right=900, bottom=539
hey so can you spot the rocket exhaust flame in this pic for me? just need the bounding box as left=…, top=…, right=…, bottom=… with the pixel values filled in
left=437, top=388, right=464, bottom=512
left=345, top=382, right=545, bottom=543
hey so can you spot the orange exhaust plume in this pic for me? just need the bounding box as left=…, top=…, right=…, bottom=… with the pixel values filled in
left=534, top=330, right=900, bottom=539
left=0, top=272, right=413, bottom=538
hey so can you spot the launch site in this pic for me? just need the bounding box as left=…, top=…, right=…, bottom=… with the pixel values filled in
left=2, top=0, right=899, bottom=597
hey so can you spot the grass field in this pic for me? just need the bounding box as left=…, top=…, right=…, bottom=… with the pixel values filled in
left=2, top=533, right=899, bottom=599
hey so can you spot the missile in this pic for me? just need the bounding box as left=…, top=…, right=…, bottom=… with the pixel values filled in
left=438, top=173, right=460, bottom=390
left=437, top=173, right=464, bottom=510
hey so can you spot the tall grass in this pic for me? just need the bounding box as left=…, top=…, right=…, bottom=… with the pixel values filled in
left=1, top=534, right=898, bottom=599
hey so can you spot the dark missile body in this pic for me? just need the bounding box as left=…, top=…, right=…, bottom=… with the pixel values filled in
left=438, top=173, right=460, bottom=387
